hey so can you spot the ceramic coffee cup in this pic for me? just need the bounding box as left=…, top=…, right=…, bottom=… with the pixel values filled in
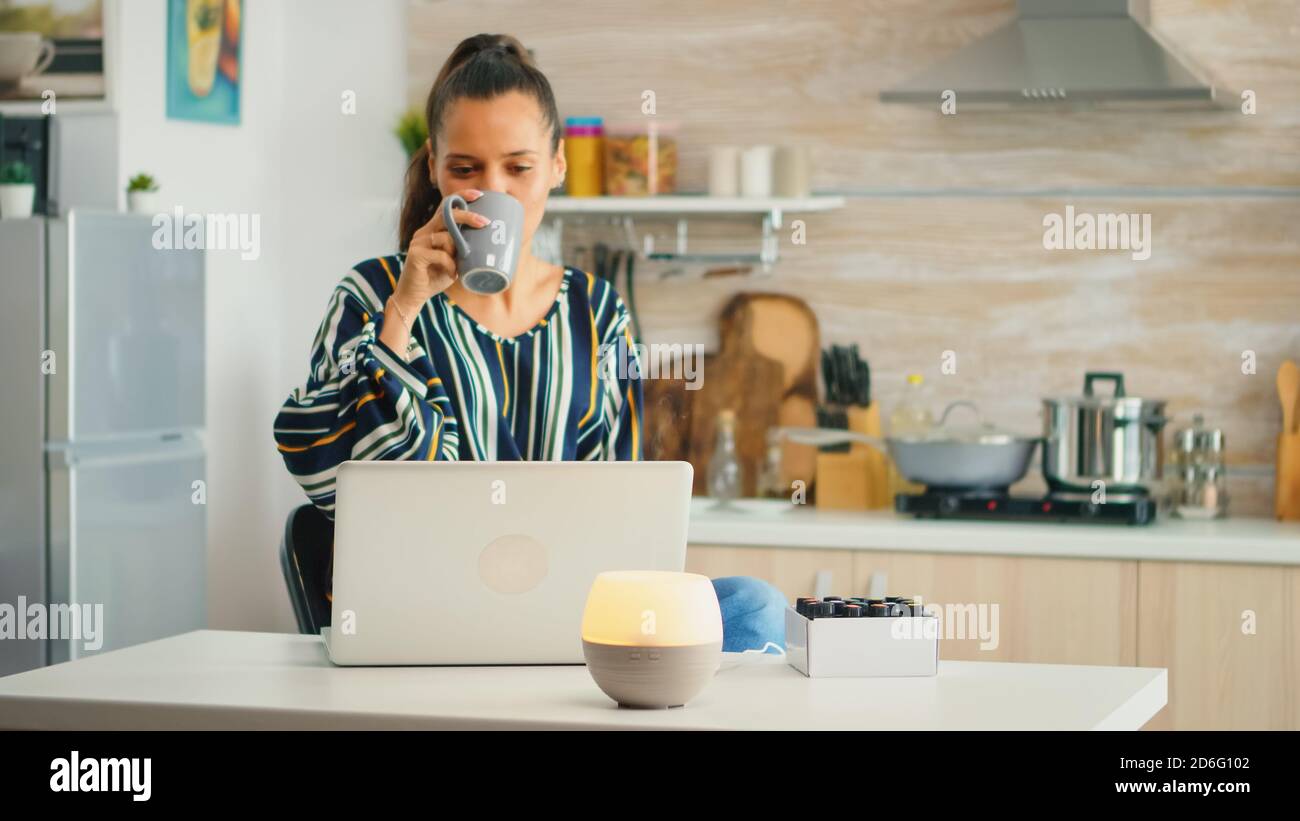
left=0, top=33, right=56, bottom=87
left=441, top=191, right=525, bottom=294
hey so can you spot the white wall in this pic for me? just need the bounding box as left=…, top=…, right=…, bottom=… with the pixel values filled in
left=112, top=0, right=406, bottom=632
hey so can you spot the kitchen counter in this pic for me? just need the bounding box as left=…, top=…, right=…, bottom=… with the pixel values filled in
left=688, top=498, right=1300, bottom=566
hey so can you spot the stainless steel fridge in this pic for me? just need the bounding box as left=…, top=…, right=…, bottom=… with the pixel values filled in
left=0, top=210, right=207, bottom=676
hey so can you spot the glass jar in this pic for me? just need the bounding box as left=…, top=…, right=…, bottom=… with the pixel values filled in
left=603, top=120, right=678, bottom=196
left=563, top=117, right=604, bottom=197
left=1168, top=414, right=1229, bottom=519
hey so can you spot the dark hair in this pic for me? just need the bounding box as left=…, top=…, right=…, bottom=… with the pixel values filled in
left=399, top=33, right=562, bottom=252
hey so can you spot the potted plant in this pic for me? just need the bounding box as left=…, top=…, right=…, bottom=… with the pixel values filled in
left=0, top=160, right=36, bottom=220
left=126, top=173, right=161, bottom=214
left=393, top=108, right=428, bottom=160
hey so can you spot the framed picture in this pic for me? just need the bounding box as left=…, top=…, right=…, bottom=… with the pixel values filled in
left=166, top=0, right=241, bottom=125
left=0, top=0, right=107, bottom=104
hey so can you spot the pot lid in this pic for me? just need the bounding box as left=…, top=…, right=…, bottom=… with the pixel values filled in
left=1043, top=371, right=1166, bottom=407
left=894, top=400, right=1037, bottom=445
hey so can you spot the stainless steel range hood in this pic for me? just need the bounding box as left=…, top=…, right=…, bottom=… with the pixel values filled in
left=880, top=0, right=1217, bottom=108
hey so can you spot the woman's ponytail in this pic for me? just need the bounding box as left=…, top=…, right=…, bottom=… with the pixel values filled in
left=399, top=140, right=439, bottom=253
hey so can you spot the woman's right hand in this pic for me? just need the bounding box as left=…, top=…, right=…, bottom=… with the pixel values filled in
left=390, top=188, right=492, bottom=321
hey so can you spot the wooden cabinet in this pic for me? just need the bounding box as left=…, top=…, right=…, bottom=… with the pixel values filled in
left=688, top=544, right=1137, bottom=665
left=850, top=551, right=1137, bottom=666
left=687, top=542, right=1300, bottom=728
left=686, top=544, right=854, bottom=600
left=1136, top=561, right=1300, bottom=730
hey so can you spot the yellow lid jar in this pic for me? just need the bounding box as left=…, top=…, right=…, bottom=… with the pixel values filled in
left=563, top=117, right=604, bottom=197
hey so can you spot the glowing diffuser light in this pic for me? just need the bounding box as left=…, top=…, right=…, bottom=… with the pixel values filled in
left=581, top=571, right=723, bottom=709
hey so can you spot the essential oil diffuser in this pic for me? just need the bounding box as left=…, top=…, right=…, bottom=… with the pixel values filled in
left=581, top=570, right=723, bottom=709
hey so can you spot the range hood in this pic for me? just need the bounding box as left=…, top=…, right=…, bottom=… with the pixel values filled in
left=880, top=0, right=1217, bottom=108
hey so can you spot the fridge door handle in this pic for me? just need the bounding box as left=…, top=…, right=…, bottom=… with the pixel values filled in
left=45, top=429, right=206, bottom=469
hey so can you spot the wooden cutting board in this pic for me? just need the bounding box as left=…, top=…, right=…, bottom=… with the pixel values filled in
left=691, top=293, right=820, bottom=496
left=687, top=351, right=783, bottom=496
left=723, top=293, right=820, bottom=496
left=642, top=292, right=820, bottom=498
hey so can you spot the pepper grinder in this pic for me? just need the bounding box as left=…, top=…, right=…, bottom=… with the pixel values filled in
left=1169, top=414, right=1229, bottom=519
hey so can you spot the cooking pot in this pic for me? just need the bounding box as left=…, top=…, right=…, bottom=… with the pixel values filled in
left=1041, top=372, right=1168, bottom=495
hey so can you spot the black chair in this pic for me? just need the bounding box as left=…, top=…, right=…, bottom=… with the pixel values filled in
left=279, top=504, right=335, bottom=635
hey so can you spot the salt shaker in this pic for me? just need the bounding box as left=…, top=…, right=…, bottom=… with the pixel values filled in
left=1169, top=414, right=1229, bottom=519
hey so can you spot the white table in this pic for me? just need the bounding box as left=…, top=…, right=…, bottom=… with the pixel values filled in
left=0, top=631, right=1166, bottom=730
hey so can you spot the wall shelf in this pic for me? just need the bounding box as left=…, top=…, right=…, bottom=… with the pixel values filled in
left=544, top=194, right=845, bottom=271
left=544, top=194, right=845, bottom=215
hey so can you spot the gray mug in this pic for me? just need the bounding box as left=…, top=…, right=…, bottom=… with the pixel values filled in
left=441, top=191, right=525, bottom=294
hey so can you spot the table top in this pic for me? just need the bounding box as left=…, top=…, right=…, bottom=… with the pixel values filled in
left=0, top=630, right=1167, bottom=730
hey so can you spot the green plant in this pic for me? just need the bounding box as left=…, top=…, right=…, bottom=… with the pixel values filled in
left=393, top=108, right=429, bottom=160
left=0, top=160, right=33, bottom=185
left=193, top=1, right=221, bottom=31
left=127, top=173, right=159, bottom=193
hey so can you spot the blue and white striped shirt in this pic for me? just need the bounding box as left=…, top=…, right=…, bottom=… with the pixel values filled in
left=274, top=254, right=643, bottom=516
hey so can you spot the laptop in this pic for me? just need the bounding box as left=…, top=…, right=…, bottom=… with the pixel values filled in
left=322, top=460, right=694, bottom=666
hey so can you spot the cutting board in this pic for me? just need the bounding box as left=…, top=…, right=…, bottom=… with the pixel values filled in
left=688, top=293, right=819, bottom=496
left=726, top=293, right=820, bottom=495
left=643, top=375, right=693, bottom=462
left=641, top=292, right=820, bottom=498
left=688, top=352, right=783, bottom=496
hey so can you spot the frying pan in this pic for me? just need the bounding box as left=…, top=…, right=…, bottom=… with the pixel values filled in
left=776, top=401, right=1040, bottom=490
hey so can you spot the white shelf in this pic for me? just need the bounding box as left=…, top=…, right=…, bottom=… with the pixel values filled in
left=542, top=194, right=844, bottom=270
left=544, top=194, right=845, bottom=215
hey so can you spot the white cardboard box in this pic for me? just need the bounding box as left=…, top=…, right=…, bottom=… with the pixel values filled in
left=784, top=606, right=939, bottom=678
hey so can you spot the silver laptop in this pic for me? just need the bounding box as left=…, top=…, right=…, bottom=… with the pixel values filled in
left=322, top=460, right=694, bottom=666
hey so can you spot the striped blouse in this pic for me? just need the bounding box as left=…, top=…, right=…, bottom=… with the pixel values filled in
left=274, top=254, right=643, bottom=516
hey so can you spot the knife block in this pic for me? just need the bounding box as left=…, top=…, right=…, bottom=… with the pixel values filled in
left=847, top=404, right=891, bottom=509
left=1277, top=433, right=1300, bottom=521
left=814, top=403, right=891, bottom=511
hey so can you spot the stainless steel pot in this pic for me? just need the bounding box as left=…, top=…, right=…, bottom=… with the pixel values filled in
left=1041, top=372, right=1168, bottom=495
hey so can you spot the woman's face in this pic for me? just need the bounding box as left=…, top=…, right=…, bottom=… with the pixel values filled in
left=428, top=90, right=564, bottom=253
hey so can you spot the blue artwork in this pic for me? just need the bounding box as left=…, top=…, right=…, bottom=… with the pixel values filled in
left=165, top=0, right=241, bottom=125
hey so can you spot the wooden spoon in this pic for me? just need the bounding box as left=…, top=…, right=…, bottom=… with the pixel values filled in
left=1279, top=360, right=1300, bottom=435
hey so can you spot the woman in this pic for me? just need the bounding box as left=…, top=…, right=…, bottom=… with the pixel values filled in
left=274, top=33, right=785, bottom=654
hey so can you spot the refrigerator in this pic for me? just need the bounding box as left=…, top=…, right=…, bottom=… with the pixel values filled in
left=0, top=209, right=207, bottom=676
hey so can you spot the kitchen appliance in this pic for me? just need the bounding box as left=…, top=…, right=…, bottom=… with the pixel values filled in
left=1041, top=372, right=1168, bottom=495
left=0, top=202, right=206, bottom=674
left=880, top=0, right=1217, bottom=109
left=582, top=571, right=722, bottom=708
left=1168, top=414, right=1228, bottom=519
left=894, top=487, right=1155, bottom=525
